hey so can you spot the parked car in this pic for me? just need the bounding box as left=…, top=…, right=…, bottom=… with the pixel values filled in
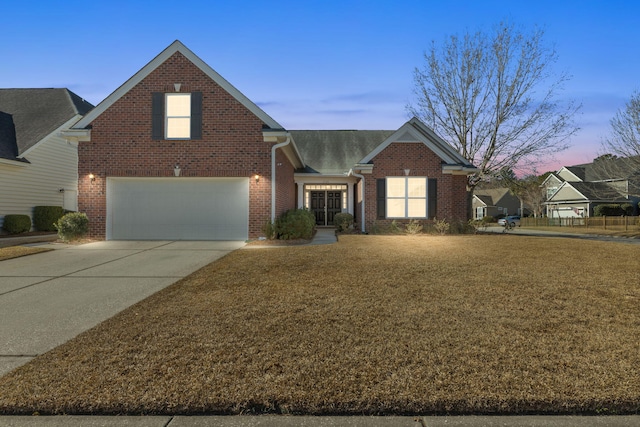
left=498, top=215, right=521, bottom=227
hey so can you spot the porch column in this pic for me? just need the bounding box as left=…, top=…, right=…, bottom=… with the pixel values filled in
left=347, top=182, right=354, bottom=215
left=296, top=181, right=305, bottom=209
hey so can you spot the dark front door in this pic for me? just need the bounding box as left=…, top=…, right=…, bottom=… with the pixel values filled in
left=310, top=191, right=342, bottom=226
left=326, top=191, right=341, bottom=225
left=310, top=191, right=326, bottom=226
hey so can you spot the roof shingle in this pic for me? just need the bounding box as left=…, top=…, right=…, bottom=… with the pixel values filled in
left=0, top=88, right=94, bottom=159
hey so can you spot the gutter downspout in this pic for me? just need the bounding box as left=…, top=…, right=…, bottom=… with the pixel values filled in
left=272, top=136, right=291, bottom=222
left=348, top=169, right=366, bottom=233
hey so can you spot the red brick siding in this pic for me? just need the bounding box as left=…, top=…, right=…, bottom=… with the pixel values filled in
left=364, top=142, right=469, bottom=231
left=274, top=148, right=296, bottom=218
left=78, top=51, right=284, bottom=239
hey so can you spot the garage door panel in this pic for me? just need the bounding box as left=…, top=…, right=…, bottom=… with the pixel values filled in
left=107, top=178, right=248, bottom=240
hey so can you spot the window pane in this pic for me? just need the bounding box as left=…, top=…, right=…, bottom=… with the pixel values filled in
left=387, top=178, right=405, bottom=197
left=387, top=199, right=405, bottom=218
left=407, top=199, right=426, bottom=218
left=166, top=118, right=190, bottom=138
left=166, top=94, right=191, bottom=116
left=407, top=178, right=426, bottom=197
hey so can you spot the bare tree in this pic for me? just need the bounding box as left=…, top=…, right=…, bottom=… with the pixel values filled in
left=602, top=91, right=640, bottom=168
left=497, top=168, right=547, bottom=218
left=408, top=22, right=580, bottom=191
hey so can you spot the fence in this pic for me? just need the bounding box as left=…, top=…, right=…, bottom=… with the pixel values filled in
left=521, top=216, right=640, bottom=231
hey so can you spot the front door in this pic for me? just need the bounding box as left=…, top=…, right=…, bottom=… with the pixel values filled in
left=310, top=191, right=342, bottom=226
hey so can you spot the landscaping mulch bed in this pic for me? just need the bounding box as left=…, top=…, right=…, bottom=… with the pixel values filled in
left=0, top=235, right=638, bottom=415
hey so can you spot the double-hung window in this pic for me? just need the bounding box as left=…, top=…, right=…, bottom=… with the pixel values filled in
left=386, top=177, right=427, bottom=218
left=152, top=92, right=202, bottom=140
left=166, top=93, right=191, bottom=139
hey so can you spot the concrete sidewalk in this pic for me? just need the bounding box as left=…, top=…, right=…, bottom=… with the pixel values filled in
left=0, top=240, right=244, bottom=376
left=1, top=415, right=639, bottom=426
left=310, top=228, right=338, bottom=245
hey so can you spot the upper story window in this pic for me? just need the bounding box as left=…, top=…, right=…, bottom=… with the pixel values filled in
left=152, top=92, right=202, bottom=140
left=166, top=93, right=191, bottom=139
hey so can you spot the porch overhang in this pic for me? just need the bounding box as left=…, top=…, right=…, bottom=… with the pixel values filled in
left=352, top=163, right=373, bottom=174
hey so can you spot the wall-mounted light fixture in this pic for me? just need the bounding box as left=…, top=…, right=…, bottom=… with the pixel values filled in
left=59, top=188, right=65, bottom=193
left=89, top=173, right=96, bottom=182
left=254, top=174, right=260, bottom=183
left=174, top=165, right=181, bottom=177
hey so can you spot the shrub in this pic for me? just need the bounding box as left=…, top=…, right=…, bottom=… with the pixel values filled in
left=55, top=212, right=89, bottom=242
left=404, top=219, right=423, bottom=235
left=2, top=215, right=32, bottom=234
left=468, top=218, right=488, bottom=234
left=275, top=209, right=315, bottom=240
left=483, top=216, right=496, bottom=223
left=594, top=204, right=627, bottom=216
left=33, top=206, right=66, bottom=231
left=433, top=217, right=450, bottom=235
left=621, top=203, right=634, bottom=216
left=389, top=220, right=403, bottom=234
left=334, top=213, right=354, bottom=232
left=261, top=218, right=276, bottom=240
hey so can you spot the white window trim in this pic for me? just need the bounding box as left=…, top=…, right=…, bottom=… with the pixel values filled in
left=386, top=177, right=428, bottom=219
left=165, top=93, right=191, bottom=139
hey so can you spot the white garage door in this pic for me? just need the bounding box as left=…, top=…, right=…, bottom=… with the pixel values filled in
left=107, top=178, right=249, bottom=240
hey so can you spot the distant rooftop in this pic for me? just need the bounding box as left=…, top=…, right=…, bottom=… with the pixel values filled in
left=0, top=88, right=94, bottom=160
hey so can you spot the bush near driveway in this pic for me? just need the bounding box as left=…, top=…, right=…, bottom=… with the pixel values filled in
left=54, top=212, right=89, bottom=242
left=33, top=206, right=66, bottom=232
left=2, top=215, right=31, bottom=234
left=0, top=235, right=638, bottom=415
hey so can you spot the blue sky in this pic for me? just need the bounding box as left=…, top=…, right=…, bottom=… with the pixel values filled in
left=4, top=0, right=639, bottom=173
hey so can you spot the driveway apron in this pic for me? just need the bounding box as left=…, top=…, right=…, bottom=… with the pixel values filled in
left=0, top=240, right=244, bottom=376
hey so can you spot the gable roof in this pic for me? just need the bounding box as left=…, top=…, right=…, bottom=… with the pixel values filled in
left=73, top=40, right=282, bottom=131
left=540, top=172, right=564, bottom=187
left=359, top=118, right=477, bottom=174
left=564, top=166, right=586, bottom=181
left=291, top=130, right=394, bottom=174
left=548, top=181, right=627, bottom=202
left=0, top=88, right=93, bottom=160
left=473, top=188, right=512, bottom=207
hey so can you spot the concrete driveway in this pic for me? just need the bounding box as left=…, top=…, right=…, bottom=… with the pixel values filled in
left=0, top=240, right=244, bottom=376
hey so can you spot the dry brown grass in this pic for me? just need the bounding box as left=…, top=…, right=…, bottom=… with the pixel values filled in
left=0, top=235, right=638, bottom=415
left=0, top=246, right=52, bottom=261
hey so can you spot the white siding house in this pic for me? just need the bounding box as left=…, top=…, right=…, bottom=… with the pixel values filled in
left=0, top=89, right=93, bottom=230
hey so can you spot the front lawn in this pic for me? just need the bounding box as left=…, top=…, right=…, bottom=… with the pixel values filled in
left=0, top=235, right=638, bottom=415
left=0, top=246, right=52, bottom=261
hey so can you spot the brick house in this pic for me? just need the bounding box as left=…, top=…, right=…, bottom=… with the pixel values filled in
left=64, top=41, right=476, bottom=240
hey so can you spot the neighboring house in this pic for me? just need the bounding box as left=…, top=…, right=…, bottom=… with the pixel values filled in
left=472, top=188, right=524, bottom=219
left=0, top=89, right=94, bottom=230
left=64, top=40, right=476, bottom=241
left=541, top=158, right=640, bottom=218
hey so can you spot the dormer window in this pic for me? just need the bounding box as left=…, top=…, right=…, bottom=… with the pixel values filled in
left=152, top=92, right=202, bottom=140
left=166, top=93, right=191, bottom=139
